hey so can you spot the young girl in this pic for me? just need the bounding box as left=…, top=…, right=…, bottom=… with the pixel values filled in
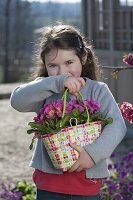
left=10, top=24, right=127, bottom=200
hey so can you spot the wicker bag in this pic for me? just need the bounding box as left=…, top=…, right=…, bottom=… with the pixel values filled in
left=42, top=90, right=101, bottom=172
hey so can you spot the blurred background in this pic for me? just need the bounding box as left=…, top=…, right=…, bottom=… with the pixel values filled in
left=0, top=0, right=81, bottom=83
left=0, top=0, right=133, bottom=101
left=0, top=0, right=133, bottom=132
left=0, top=0, right=133, bottom=184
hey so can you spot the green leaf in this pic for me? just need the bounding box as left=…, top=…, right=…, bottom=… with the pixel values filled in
left=28, top=122, right=43, bottom=129
left=46, top=118, right=56, bottom=129
left=25, top=185, right=34, bottom=193
left=90, top=113, right=113, bottom=125
left=90, top=113, right=102, bottom=121
left=81, top=111, right=87, bottom=118
left=49, top=126, right=62, bottom=133
left=23, top=194, right=35, bottom=200
left=16, top=181, right=27, bottom=191
left=28, top=122, right=49, bottom=132
left=111, top=171, right=118, bottom=180
left=27, top=129, right=36, bottom=134
left=106, top=117, right=113, bottom=124
left=71, top=108, right=80, bottom=118
left=80, top=112, right=88, bottom=123
left=101, top=118, right=113, bottom=127
left=56, top=119, right=62, bottom=129
left=61, top=114, right=71, bottom=128
left=29, top=136, right=36, bottom=150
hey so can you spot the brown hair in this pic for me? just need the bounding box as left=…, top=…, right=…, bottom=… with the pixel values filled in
left=32, top=24, right=102, bottom=80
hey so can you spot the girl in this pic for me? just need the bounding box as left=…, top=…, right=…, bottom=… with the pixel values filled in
left=10, top=24, right=127, bottom=200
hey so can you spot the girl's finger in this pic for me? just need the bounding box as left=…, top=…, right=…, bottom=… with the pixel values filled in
left=71, top=78, right=85, bottom=94
left=72, top=92, right=79, bottom=97
left=69, top=161, right=80, bottom=173
left=74, top=80, right=82, bottom=92
left=68, top=82, right=77, bottom=94
left=68, top=81, right=79, bottom=94
left=70, top=143, right=83, bottom=153
left=76, top=166, right=84, bottom=172
left=70, top=80, right=83, bottom=95
left=77, top=77, right=86, bottom=87
left=64, top=77, right=85, bottom=95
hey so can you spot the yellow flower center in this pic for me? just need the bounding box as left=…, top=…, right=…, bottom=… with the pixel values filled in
left=57, top=107, right=61, bottom=113
left=49, top=110, right=54, bottom=116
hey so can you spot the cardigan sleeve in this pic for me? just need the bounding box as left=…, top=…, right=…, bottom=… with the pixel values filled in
left=10, top=75, right=68, bottom=112
left=84, top=83, right=127, bottom=164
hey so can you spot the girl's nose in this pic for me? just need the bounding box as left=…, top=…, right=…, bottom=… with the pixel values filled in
left=58, top=66, right=67, bottom=75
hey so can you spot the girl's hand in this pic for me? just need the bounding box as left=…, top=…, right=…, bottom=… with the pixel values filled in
left=69, top=143, right=95, bottom=172
left=64, top=77, right=86, bottom=96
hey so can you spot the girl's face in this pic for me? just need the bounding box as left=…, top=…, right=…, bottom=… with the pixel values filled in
left=45, top=48, right=84, bottom=77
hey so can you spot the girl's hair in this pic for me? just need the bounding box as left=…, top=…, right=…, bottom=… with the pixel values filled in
left=32, top=24, right=102, bottom=80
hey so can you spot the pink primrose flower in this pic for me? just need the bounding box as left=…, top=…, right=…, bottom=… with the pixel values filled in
left=39, top=107, right=45, bottom=114
left=66, top=104, right=73, bottom=114
left=68, top=99, right=77, bottom=107
left=74, top=102, right=84, bottom=112
left=40, top=114, right=45, bottom=121
left=34, top=98, right=101, bottom=123
left=39, top=103, right=51, bottom=114
left=66, top=100, right=76, bottom=114
left=33, top=114, right=44, bottom=123
left=33, top=116, right=39, bottom=122
left=44, top=104, right=56, bottom=119
left=119, top=102, right=133, bottom=124
left=53, top=99, right=63, bottom=117
left=85, top=99, right=100, bottom=113
left=123, top=53, right=133, bottom=66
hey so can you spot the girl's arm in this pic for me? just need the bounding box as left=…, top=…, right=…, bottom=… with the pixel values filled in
left=10, top=75, right=68, bottom=112
left=83, top=83, right=127, bottom=164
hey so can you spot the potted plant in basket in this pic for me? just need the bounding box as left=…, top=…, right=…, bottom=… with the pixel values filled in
left=27, top=89, right=113, bottom=171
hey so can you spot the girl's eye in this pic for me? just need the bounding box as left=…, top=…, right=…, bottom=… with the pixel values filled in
left=48, top=64, right=57, bottom=68
left=66, top=61, right=73, bottom=65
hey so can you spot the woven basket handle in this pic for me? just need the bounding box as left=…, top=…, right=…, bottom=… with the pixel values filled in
left=60, top=89, right=90, bottom=127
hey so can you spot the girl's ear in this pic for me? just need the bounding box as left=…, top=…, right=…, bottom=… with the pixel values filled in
left=82, top=53, right=87, bottom=65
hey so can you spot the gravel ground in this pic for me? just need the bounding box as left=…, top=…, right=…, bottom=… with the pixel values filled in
left=0, top=99, right=34, bottom=185
left=0, top=99, right=133, bottom=186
